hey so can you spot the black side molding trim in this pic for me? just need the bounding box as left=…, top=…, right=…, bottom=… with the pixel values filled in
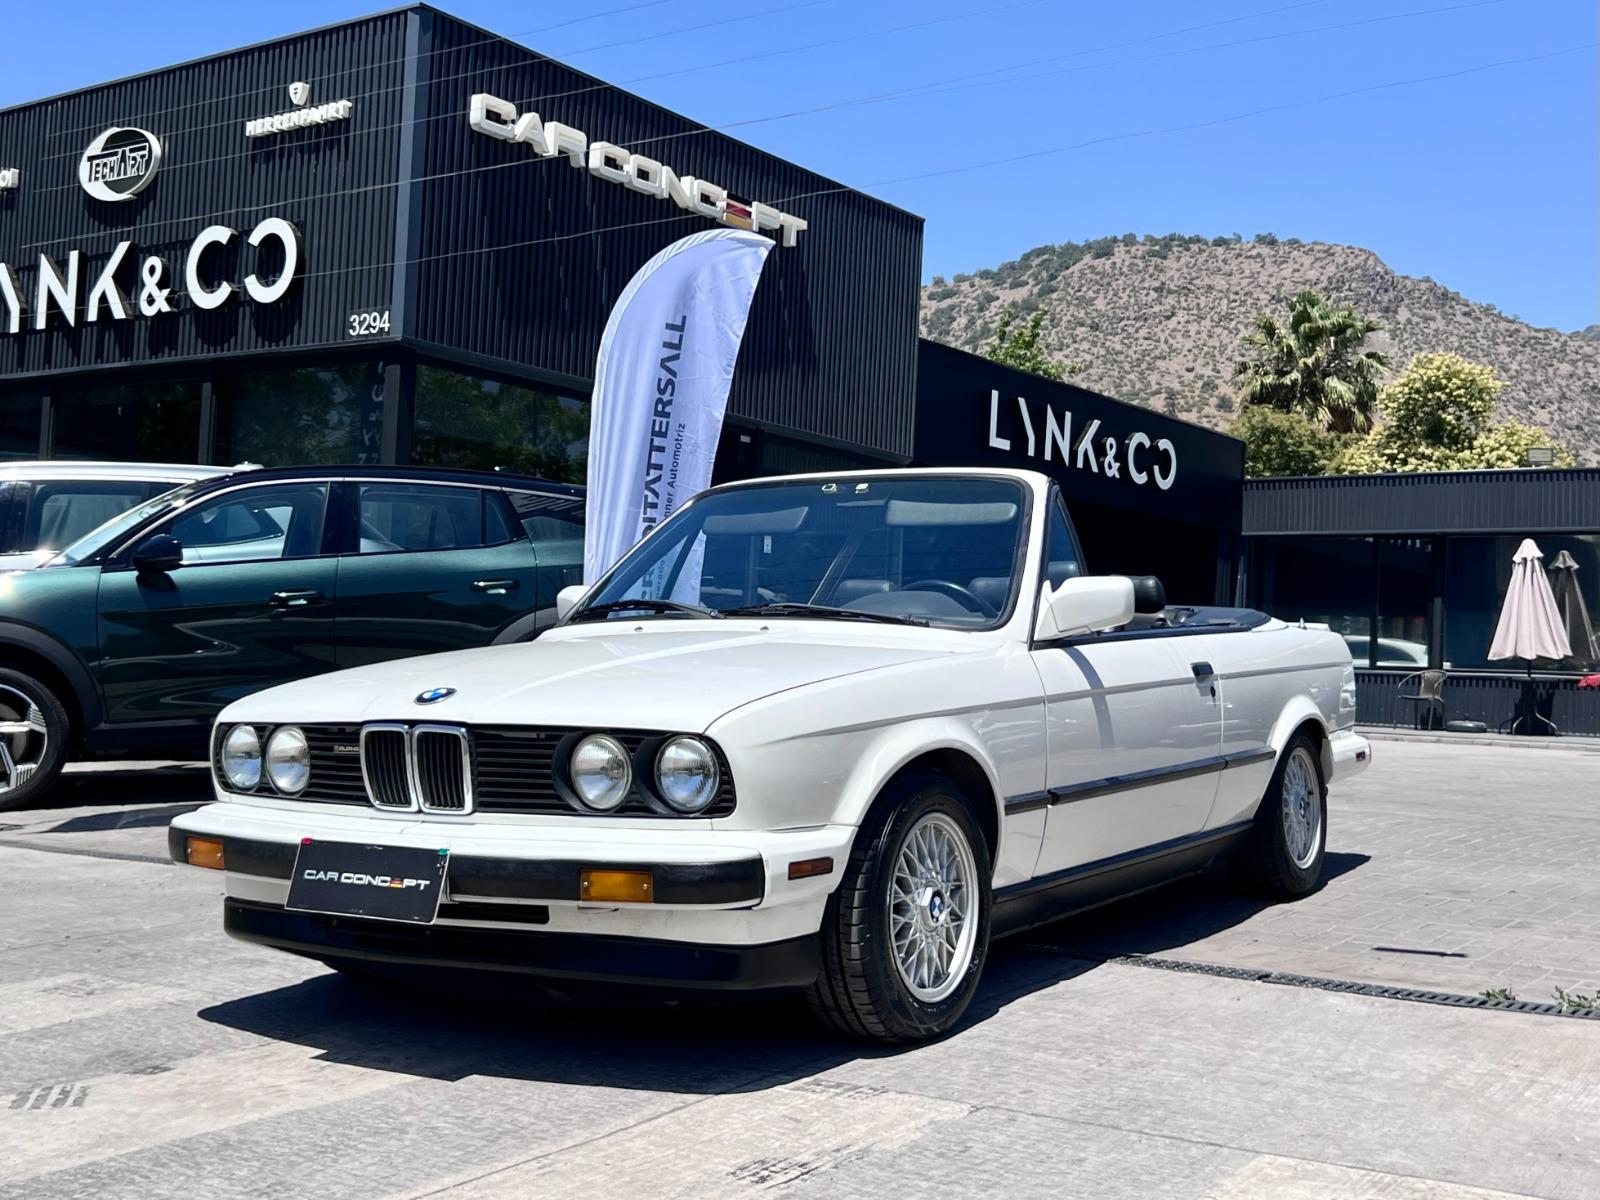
left=1003, top=791, right=1051, bottom=815
left=1046, top=747, right=1278, bottom=807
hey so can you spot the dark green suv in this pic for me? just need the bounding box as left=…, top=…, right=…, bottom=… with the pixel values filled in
left=0, top=465, right=584, bottom=809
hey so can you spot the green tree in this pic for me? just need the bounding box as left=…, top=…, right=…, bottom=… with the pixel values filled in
left=1330, top=352, right=1575, bottom=473
left=986, top=306, right=1080, bottom=381
left=1230, top=406, right=1336, bottom=478
left=1234, top=289, right=1390, bottom=434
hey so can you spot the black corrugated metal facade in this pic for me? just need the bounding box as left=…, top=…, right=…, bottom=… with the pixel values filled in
left=1244, top=469, right=1600, bottom=536
left=0, top=12, right=408, bottom=377
left=405, top=10, right=923, bottom=455
left=0, top=4, right=924, bottom=460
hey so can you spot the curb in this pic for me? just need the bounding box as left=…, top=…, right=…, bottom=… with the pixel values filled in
left=1359, top=728, right=1600, bottom=753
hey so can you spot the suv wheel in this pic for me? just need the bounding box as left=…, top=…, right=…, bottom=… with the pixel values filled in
left=808, top=771, right=992, bottom=1043
left=0, top=669, right=70, bottom=812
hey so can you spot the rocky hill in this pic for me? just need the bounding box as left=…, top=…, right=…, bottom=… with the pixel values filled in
left=920, top=236, right=1600, bottom=463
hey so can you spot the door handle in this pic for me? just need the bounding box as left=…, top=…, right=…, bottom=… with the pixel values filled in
left=1191, top=661, right=1215, bottom=679
left=472, top=579, right=520, bottom=594
left=271, top=589, right=325, bottom=609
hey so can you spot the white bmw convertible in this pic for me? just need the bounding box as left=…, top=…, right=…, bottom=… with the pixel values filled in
left=171, top=468, right=1369, bottom=1042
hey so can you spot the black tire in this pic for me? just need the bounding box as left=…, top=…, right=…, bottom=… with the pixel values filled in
left=1240, top=732, right=1327, bottom=898
left=0, top=667, right=70, bottom=812
left=807, top=771, right=993, bottom=1043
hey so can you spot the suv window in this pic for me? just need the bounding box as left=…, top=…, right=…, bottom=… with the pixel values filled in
left=357, top=483, right=483, bottom=552
left=26, top=481, right=156, bottom=553
left=166, top=483, right=329, bottom=564
left=509, top=490, right=585, bottom=543
left=1044, top=496, right=1084, bottom=588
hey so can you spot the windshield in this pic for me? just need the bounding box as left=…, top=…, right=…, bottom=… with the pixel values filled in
left=46, top=482, right=204, bottom=567
left=581, top=476, right=1030, bottom=629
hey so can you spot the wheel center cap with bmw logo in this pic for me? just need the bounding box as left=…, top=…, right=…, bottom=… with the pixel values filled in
left=415, top=687, right=456, bottom=705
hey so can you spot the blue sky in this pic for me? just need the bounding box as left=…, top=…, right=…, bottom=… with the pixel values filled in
left=4, top=0, right=1594, bottom=331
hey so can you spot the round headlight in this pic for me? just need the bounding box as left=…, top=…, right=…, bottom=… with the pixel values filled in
left=220, top=724, right=262, bottom=791
left=265, top=726, right=310, bottom=795
left=656, top=736, right=719, bottom=814
left=569, top=734, right=631, bottom=811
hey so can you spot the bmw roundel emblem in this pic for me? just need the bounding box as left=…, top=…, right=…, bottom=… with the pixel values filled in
left=415, top=687, right=456, bottom=705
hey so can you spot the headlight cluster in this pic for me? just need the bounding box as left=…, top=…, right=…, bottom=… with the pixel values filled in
left=218, top=724, right=310, bottom=795
left=564, top=733, right=722, bottom=815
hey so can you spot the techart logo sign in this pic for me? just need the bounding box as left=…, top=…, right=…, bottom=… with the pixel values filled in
left=79, top=127, right=162, bottom=202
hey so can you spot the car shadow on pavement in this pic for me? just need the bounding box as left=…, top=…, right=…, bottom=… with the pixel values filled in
left=3, top=764, right=211, bottom=821
left=198, top=855, right=1369, bottom=1091
left=1017, top=851, right=1371, bottom=962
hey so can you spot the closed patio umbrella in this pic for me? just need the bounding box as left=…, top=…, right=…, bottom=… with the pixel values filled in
left=1489, top=538, right=1570, bottom=734
left=1548, top=549, right=1599, bottom=668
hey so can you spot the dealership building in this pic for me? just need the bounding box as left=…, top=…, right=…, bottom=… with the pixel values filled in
left=0, top=4, right=1245, bottom=604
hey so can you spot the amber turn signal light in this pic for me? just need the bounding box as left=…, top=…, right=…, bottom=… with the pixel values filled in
left=580, top=868, right=653, bottom=903
left=787, top=856, right=834, bottom=880
left=186, top=836, right=225, bottom=871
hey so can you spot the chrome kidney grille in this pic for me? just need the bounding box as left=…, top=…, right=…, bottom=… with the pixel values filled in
left=356, top=724, right=475, bottom=814
left=413, top=726, right=470, bottom=813
left=360, top=725, right=413, bottom=810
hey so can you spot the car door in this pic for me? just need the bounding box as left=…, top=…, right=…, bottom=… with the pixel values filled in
left=95, top=480, right=338, bottom=724
left=1027, top=496, right=1223, bottom=877
left=333, top=480, right=540, bottom=668
left=504, top=486, right=586, bottom=634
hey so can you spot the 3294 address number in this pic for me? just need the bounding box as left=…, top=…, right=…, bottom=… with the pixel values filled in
left=347, top=309, right=392, bottom=338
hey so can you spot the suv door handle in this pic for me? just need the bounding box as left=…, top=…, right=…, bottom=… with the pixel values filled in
left=271, top=589, right=325, bottom=608
left=472, top=579, right=520, bottom=594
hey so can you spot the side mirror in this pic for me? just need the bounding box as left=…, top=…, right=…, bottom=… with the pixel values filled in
left=555, top=583, right=587, bottom=621
left=1035, top=575, right=1135, bottom=640
left=132, top=534, right=184, bottom=575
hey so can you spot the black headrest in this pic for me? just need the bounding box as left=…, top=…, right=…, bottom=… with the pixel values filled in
left=1128, top=575, right=1166, bottom=615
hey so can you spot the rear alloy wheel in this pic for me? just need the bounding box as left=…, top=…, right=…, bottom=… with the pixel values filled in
left=808, top=772, right=992, bottom=1043
left=1240, top=732, right=1327, bottom=898
left=0, top=669, right=70, bottom=812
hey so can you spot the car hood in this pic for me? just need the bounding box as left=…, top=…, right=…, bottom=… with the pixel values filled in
left=222, top=622, right=970, bottom=731
left=0, top=551, right=52, bottom=571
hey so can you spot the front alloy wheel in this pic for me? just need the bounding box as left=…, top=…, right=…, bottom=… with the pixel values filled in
left=0, top=670, right=70, bottom=812
left=809, top=772, right=992, bottom=1043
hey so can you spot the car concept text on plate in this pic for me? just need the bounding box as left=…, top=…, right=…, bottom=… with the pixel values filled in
left=171, top=468, right=1369, bottom=1042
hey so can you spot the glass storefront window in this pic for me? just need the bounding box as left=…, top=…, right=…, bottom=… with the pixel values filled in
left=1, top=392, right=41, bottom=460
left=1376, top=538, right=1434, bottom=668
left=412, top=365, right=588, bottom=483
left=1445, top=535, right=1600, bottom=671
left=1248, top=537, right=1376, bottom=666
left=215, top=365, right=384, bottom=466
left=52, top=383, right=201, bottom=463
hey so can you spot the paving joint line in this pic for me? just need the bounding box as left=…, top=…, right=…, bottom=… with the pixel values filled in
left=0, top=837, right=172, bottom=867
left=1020, top=945, right=1600, bottom=1021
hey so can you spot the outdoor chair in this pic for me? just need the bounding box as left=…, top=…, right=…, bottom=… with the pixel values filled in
left=1397, top=670, right=1447, bottom=730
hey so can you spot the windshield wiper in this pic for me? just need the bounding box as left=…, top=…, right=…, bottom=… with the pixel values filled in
left=570, top=598, right=723, bottom=622
left=721, top=602, right=928, bottom=627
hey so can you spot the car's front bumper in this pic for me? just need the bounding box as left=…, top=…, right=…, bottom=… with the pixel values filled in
left=221, top=898, right=820, bottom=992
left=1329, top=727, right=1372, bottom=780
left=169, top=800, right=852, bottom=986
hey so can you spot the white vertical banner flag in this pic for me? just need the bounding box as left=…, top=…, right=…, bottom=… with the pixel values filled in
left=583, top=228, right=773, bottom=585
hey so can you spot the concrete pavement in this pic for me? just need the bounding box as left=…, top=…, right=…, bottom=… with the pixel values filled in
left=3, top=743, right=1600, bottom=1197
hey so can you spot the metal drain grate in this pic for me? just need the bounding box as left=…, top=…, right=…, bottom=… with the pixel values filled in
left=1018, top=947, right=1600, bottom=1021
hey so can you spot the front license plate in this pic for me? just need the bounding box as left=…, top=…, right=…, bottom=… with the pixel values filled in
left=286, top=840, right=449, bottom=924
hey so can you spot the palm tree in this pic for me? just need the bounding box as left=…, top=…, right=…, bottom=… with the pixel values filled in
left=1233, top=289, right=1390, bottom=434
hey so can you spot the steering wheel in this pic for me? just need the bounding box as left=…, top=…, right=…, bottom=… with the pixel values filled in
left=903, top=579, right=998, bottom=618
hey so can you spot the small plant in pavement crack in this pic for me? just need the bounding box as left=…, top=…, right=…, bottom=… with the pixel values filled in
left=1479, top=987, right=1518, bottom=1002
left=1551, top=988, right=1599, bottom=1013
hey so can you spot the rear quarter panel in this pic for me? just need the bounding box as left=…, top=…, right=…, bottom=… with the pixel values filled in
left=1208, top=624, right=1352, bottom=830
